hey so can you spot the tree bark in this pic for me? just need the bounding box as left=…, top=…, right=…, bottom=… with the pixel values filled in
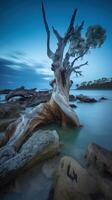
left=0, top=3, right=80, bottom=150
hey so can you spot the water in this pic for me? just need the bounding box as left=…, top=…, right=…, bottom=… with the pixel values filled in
left=1, top=90, right=112, bottom=200
left=48, top=90, right=112, bottom=162
left=0, top=90, right=112, bottom=162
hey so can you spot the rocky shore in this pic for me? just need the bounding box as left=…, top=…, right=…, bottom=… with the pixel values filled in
left=0, top=87, right=111, bottom=200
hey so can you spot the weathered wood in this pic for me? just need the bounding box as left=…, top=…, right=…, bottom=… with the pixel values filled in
left=5, top=87, right=37, bottom=101
left=3, top=88, right=52, bottom=107
left=0, top=129, right=59, bottom=187
left=0, top=89, right=11, bottom=95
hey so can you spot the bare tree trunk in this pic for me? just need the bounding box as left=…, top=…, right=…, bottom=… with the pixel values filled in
left=50, top=68, right=80, bottom=128
left=0, top=3, right=81, bottom=150
left=1, top=74, right=79, bottom=151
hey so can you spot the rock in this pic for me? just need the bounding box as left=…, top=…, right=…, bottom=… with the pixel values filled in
left=0, top=129, right=59, bottom=187
left=69, top=103, right=77, bottom=108
left=76, top=94, right=97, bottom=103
left=53, top=156, right=97, bottom=200
left=97, top=175, right=112, bottom=199
left=85, top=143, right=112, bottom=199
left=99, top=97, right=108, bottom=101
left=69, top=94, right=76, bottom=101
left=86, top=143, right=112, bottom=175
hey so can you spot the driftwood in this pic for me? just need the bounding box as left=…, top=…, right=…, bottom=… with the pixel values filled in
left=0, top=129, right=59, bottom=187
left=0, top=89, right=11, bottom=95
left=5, top=86, right=37, bottom=101
left=3, top=87, right=51, bottom=107
left=3, top=87, right=77, bottom=105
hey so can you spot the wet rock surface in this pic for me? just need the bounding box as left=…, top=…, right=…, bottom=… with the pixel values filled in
left=53, top=144, right=112, bottom=200
left=76, top=94, right=97, bottom=103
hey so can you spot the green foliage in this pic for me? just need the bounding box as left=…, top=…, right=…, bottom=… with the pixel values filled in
left=77, top=78, right=112, bottom=89
left=69, top=28, right=87, bottom=57
left=69, top=24, right=106, bottom=58
left=86, top=25, right=106, bottom=48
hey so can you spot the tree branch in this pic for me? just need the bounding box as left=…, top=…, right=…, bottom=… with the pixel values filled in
left=73, top=61, right=88, bottom=70
left=77, top=20, right=84, bottom=32
left=42, top=2, right=54, bottom=60
left=62, top=9, right=77, bottom=69
left=70, top=49, right=88, bottom=68
left=52, top=26, right=62, bottom=41
left=64, top=9, right=77, bottom=43
left=75, top=70, right=82, bottom=76
left=69, top=61, right=88, bottom=76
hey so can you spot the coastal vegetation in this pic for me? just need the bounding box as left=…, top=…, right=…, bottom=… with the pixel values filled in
left=76, top=77, right=112, bottom=89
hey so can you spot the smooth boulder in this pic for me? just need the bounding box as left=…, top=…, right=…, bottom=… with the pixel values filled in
left=53, top=156, right=97, bottom=200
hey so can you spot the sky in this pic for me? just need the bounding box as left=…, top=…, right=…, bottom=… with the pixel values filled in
left=0, top=0, right=112, bottom=89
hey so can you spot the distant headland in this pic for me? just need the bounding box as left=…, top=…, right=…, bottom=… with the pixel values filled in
left=76, top=77, right=112, bottom=90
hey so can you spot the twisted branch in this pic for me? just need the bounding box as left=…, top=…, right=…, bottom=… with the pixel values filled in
left=42, top=2, right=54, bottom=60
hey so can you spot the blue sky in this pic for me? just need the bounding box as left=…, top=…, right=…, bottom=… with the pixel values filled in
left=0, top=0, right=112, bottom=89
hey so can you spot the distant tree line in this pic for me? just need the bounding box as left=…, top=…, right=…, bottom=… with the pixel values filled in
left=76, top=77, right=112, bottom=89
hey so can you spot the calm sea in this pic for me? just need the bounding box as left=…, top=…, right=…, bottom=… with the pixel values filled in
left=0, top=90, right=112, bottom=161
left=0, top=90, right=112, bottom=200
left=51, top=90, right=112, bottom=162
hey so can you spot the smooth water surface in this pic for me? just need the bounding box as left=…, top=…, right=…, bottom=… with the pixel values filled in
left=0, top=90, right=112, bottom=200
left=50, top=90, right=112, bottom=162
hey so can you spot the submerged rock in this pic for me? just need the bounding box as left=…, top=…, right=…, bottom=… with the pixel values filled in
left=69, top=94, right=76, bottom=101
left=69, top=103, right=77, bottom=108
left=76, top=94, right=97, bottom=103
left=99, top=97, right=108, bottom=101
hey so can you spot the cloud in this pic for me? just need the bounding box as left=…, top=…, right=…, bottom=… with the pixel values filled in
left=4, top=52, right=53, bottom=77
left=42, top=77, right=51, bottom=81
left=35, top=66, right=53, bottom=76
left=0, top=53, right=53, bottom=89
